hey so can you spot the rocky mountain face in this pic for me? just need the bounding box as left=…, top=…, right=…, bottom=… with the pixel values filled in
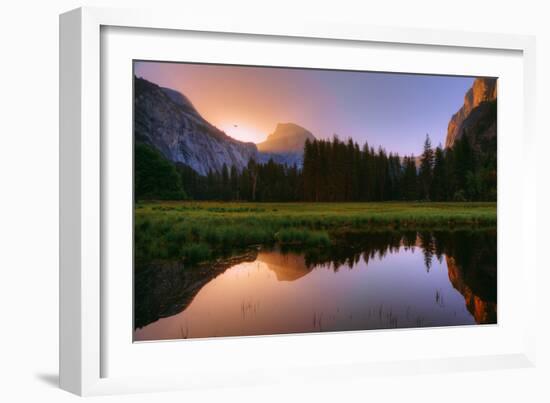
left=135, top=77, right=311, bottom=174
left=159, top=86, right=199, bottom=113
left=134, top=76, right=258, bottom=176
left=257, top=122, right=316, bottom=153
left=445, top=78, right=497, bottom=148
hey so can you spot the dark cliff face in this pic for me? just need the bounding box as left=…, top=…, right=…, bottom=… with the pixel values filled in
left=257, top=123, right=316, bottom=153
left=256, top=122, right=316, bottom=168
left=134, top=76, right=258, bottom=176
left=445, top=78, right=497, bottom=149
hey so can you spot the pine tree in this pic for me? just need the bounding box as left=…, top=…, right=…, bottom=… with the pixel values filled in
left=453, top=134, right=476, bottom=200
left=221, top=163, right=230, bottom=200
left=431, top=145, right=446, bottom=201
left=247, top=158, right=258, bottom=201
left=419, top=134, right=434, bottom=200
left=403, top=156, right=418, bottom=200
left=360, top=142, right=370, bottom=201
left=302, top=138, right=315, bottom=201
left=230, top=165, right=239, bottom=200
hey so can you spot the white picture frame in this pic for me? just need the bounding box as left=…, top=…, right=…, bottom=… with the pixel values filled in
left=60, top=6, right=537, bottom=396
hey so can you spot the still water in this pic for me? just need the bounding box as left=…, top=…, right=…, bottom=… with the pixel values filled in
left=134, top=231, right=496, bottom=341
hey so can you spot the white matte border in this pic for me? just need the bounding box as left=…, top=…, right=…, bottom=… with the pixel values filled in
left=60, top=6, right=537, bottom=396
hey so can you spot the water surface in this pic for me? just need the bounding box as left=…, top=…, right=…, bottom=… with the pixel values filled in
left=134, top=231, right=496, bottom=341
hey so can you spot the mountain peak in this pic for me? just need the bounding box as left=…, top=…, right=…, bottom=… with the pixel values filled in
left=134, top=76, right=258, bottom=176
left=160, top=86, right=200, bottom=116
left=257, top=123, right=315, bottom=153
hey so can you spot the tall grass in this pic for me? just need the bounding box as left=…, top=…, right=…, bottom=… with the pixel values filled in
left=135, top=201, right=496, bottom=264
left=275, top=228, right=331, bottom=247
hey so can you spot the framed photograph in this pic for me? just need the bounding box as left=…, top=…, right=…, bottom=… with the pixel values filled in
left=60, top=7, right=537, bottom=396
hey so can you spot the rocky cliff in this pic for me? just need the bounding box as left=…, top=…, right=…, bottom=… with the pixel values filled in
left=257, top=122, right=316, bottom=153
left=135, top=77, right=311, bottom=174
left=445, top=78, right=497, bottom=148
left=134, top=76, right=258, bottom=176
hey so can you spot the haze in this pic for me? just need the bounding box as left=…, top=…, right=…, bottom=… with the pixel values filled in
left=134, top=61, right=474, bottom=156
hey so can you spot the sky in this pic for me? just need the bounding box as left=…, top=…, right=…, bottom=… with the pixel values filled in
left=134, top=61, right=474, bottom=156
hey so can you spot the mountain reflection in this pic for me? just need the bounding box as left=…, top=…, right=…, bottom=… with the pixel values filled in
left=134, top=230, right=496, bottom=333
left=258, top=252, right=312, bottom=281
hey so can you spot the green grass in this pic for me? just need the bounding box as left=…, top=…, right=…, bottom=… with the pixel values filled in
left=135, top=201, right=496, bottom=264
left=274, top=228, right=331, bottom=247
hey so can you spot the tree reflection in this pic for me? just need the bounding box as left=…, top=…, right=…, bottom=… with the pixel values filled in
left=418, top=231, right=435, bottom=272
left=134, top=230, right=497, bottom=329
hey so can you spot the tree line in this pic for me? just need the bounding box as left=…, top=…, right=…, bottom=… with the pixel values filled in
left=135, top=131, right=496, bottom=202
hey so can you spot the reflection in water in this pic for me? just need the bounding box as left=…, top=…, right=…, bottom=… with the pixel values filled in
left=260, top=252, right=311, bottom=281
left=134, top=231, right=496, bottom=341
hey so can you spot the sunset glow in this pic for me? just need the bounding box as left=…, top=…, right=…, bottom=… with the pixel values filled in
left=218, top=122, right=264, bottom=144
left=134, top=61, right=474, bottom=155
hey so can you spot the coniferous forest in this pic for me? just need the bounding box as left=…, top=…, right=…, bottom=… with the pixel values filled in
left=136, top=130, right=496, bottom=203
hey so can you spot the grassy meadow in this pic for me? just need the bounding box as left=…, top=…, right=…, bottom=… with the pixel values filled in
left=134, top=201, right=496, bottom=264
